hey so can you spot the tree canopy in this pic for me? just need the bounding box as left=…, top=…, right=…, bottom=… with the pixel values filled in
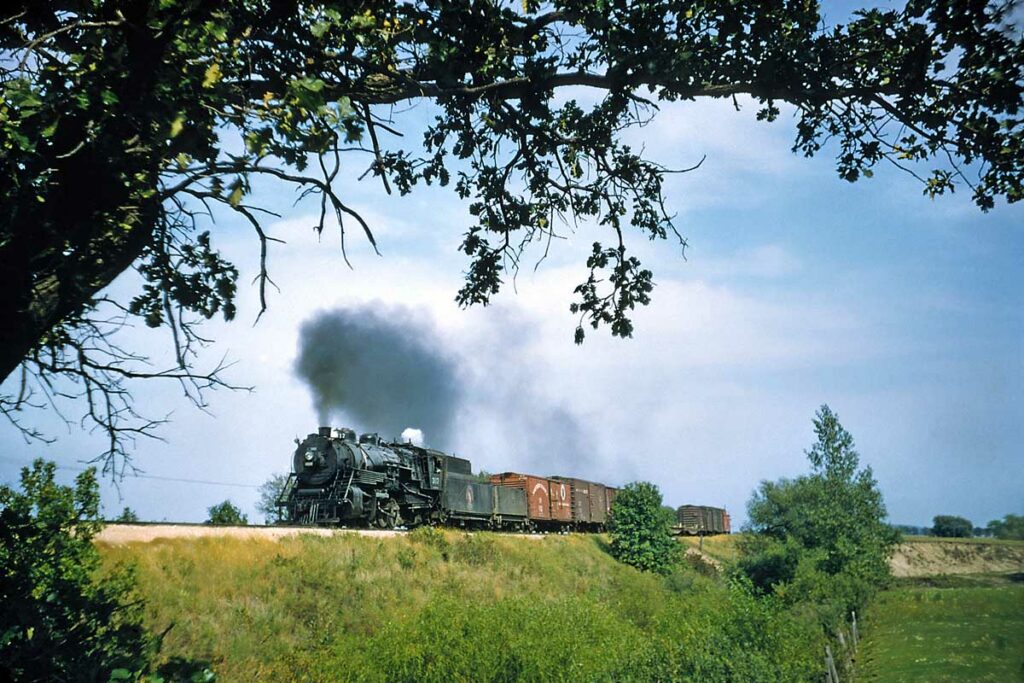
left=2, top=0, right=1022, bottom=467
left=930, top=514, right=973, bottom=538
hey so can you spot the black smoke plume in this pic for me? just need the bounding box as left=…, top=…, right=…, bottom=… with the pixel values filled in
left=294, top=305, right=461, bottom=448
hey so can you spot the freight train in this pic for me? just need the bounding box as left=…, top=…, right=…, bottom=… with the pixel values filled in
left=278, top=426, right=726, bottom=534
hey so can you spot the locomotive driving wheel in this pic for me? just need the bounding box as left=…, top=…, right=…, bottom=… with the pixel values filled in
left=376, top=498, right=401, bottom=529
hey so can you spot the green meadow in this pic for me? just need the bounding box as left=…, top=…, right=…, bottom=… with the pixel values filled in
left=857, top=578, right=1024, bottom=683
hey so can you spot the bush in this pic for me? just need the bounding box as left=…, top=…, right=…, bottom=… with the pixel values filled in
left=930, top=515, right=973, bottom=538
left=608, top=481, right=679, bottom=574
left=206, top=500, right=248, bottom=525
left=0, top=460, right=153, bottom=681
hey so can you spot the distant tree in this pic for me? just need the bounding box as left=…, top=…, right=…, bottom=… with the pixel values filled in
left=742, top=405, right=900, bottom=611
left=893, top=524, right=929, bottom=537
left=256, top=473, right=289, bottom=524
left=114, top=506, right=139, bottom=523
left=0, top=460, right=153, bottom=681
left=987, top=514, right=1024, bottom=541
left=930, top=515, right=973, bottom=538
left=206, top=500, right=248, bottom=526
left=609, top=482, right=679, bottom=575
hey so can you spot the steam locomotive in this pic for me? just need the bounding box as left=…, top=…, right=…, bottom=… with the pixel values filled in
left=278, top=425, right=729, bottom=534
left=277, top=425, right=618, bottom=530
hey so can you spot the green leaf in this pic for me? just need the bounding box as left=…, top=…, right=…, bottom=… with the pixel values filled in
left=169, top=115, right=185, bottom=138
left=202, top=63, right=222, bottom=88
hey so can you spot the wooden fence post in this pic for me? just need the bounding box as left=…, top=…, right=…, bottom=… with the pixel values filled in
left=825, top=644, right=840, bottom=683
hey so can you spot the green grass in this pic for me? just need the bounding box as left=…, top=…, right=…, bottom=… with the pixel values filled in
left=99, top=530, right=822, bottom=682
left=857, top=582, right=1024, bottom=682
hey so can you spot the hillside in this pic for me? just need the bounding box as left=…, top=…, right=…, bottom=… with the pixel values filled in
left=98, top=529, right=823, bottom=682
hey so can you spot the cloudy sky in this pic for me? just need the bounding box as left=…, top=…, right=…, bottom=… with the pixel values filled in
left=2, top=87, right=1021, bottom=528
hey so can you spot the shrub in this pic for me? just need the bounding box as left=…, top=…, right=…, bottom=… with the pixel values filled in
left=0, top=460, right=153, bottom=681
left=205, top=500, right=248, bottom=525
left=609, top=481, right=679, bottom=574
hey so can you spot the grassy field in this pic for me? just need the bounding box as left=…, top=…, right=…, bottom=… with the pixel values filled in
left=99, top=530, right=822, bottom=682
left=857, top=580, right=1024, bottom=682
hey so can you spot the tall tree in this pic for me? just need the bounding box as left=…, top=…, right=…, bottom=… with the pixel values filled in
left=2, top=1, right=1022, bottom=468
left=743, top=405, right=899, bottom=610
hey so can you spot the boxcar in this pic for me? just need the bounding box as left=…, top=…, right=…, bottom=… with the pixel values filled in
left=549, top=478, right=573, bottom=523
left=675, top=504, right=730, bottom=535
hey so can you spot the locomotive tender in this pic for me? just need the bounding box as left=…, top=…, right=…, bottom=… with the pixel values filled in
left=278, top=425, right=728, bottom=534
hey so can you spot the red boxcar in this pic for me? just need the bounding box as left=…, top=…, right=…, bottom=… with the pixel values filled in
left=549, top=478, right=573, bottom=522
left=490, top=473, right=553, bottom=521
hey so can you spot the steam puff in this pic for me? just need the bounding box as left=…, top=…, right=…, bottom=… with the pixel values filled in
left=293, top=305, right=460, bottom=448
left=401, top=428, right=425, bottom=446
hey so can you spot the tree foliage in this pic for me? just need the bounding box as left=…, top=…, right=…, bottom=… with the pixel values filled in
left=2, top=1, right=1022, bottom=467
left=987, top=513, right=1024, bottom=540
left=256, top=473, right=288, bottom=524
left=930, top=514, right=973, bottom=538
left=608, top=481, right=678, bottom=574
left=205, top=500, right=248, bottom=526
left=740, top=405, right=899, bottom=614
left=0, top=460, right=153, bottom=681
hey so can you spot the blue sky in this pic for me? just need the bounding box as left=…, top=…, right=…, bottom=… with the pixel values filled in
left=1, top=90, right=1021, bottom=529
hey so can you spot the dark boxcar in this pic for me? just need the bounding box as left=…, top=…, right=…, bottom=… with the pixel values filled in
left=490, top=473, right=552, bottom=521
left=588, top=482, right=608, bottom=524
left=552, top=477, right=593, bottom=525
left=493, top=485, right=528, bottom=524
left=443, top=472, right=495, bottom=522
left=676, top=505, right=729, bottom=535
left=549, top=478, right=573, bottom=523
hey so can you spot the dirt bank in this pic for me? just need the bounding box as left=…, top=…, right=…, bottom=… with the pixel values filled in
left=890, top=539, right=1024, bottom=577
left=95, top=523, right=402, bottom=544
left=95, top=523, right=553, bottom=544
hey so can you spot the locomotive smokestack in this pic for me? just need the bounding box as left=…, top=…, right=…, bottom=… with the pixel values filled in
left=318, top=426, right=332, bottom=437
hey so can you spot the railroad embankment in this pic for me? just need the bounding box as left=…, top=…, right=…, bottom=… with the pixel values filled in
left=97, top=528, right=824, bottom=681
